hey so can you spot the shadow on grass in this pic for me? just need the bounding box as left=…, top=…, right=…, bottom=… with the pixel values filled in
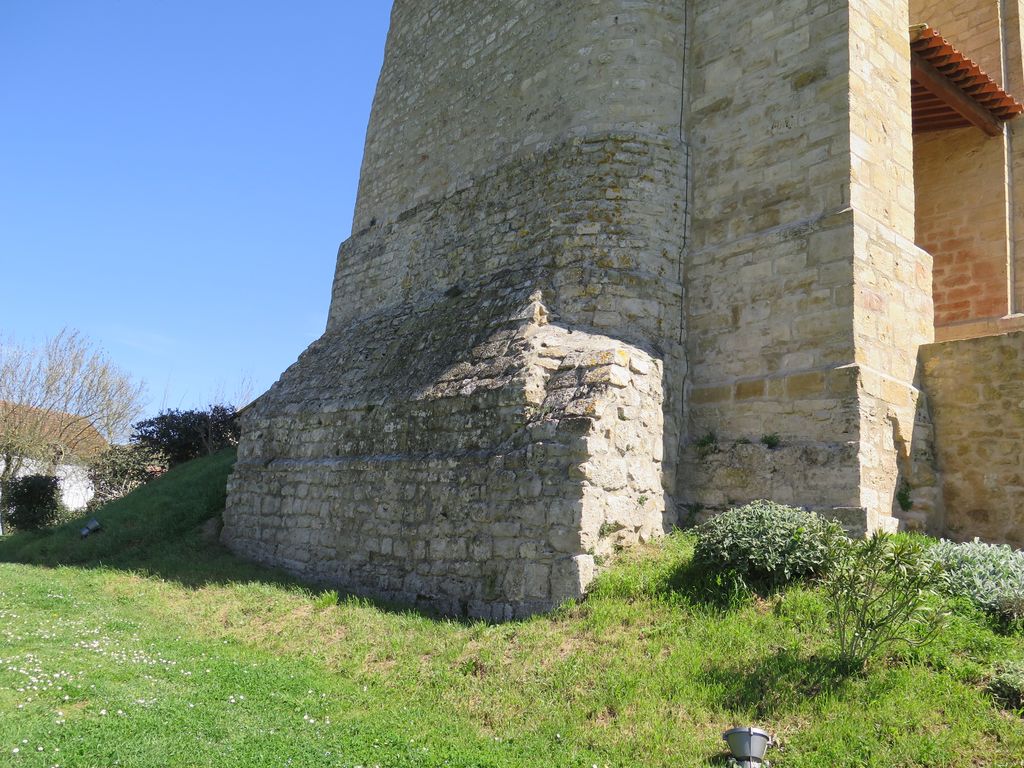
left=0, top=520, right=480, bottom=625
left=1, top=515, right=291, bottom=587
left=0, top=449, right=435, bottom=618
left=664, top=562, right=758, bottom=612
left=586, top=530, right=822, bottom=617
left=0, top=524, right=479, bottom=626
left=586, top=533, right=766, bottom=614
left=701, top=648, right=857, bottom=719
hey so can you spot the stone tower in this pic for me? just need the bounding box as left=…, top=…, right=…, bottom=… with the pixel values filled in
left=222, top=0, right=1024, bottom=615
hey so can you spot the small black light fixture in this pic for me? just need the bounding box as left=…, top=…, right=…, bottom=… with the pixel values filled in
left=80, top=519, right=102, bottom=539
left=723, top=726, right=772, bottom=767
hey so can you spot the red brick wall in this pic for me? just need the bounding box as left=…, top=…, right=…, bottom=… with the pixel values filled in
left=914, top=127, right=1009, bottom=326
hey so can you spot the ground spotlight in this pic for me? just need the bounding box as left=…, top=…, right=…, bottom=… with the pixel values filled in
left=722, top=725, right=772, bottom=767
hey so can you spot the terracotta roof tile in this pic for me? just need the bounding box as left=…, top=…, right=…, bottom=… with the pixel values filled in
left=911, top=24, right=1023, bottom=134
left=0, top=401, right=109, bottom=462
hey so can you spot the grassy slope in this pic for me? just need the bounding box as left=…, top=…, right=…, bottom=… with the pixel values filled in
left=0, top=449, right=260, bottom=584
left=0, top=452, right=1022, bottom=767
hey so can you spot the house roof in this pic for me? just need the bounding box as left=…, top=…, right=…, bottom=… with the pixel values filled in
left=910, top=24, right=1024, bottom=135
left=0, top=401, right=109, bottom=462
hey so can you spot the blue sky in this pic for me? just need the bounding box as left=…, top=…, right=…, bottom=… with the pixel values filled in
left=0, top=1, right=393, bottom=415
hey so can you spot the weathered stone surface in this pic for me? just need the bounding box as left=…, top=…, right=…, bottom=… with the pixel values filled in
left=223, top=275, right=669, bottom=618
left=920, top=331, right=1024, bottom=547
left=223, top=0, right=1024, bottom=618
left=682, top=0, right=936, bottom=529
left=223, top=0, right=686, bottom=617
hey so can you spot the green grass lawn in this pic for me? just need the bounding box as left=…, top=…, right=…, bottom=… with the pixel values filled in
left=0, top=451, right=1022, bottom=767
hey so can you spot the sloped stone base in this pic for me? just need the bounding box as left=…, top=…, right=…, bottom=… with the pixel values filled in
left=222, top=275, right=669, bottom=618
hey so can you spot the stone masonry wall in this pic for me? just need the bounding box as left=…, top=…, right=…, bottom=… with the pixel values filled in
left=849, top=0, right=936, bottom=531
left=224, top=0, right=1021, bottom=617
left=331, top=1, right=689, bottom=492
left=224, top=0, right=687, bottom=616
left=224, top=281, right=666, bottom=619
left=681, top=0, right=933, bottom=532
left=353, top=0, right=688, bottom=232
left=915, top=128, right=1009, bottom=325
left=920, top=330, right=1024, bottom=547
left=683, top=0, right=860, bottom=516
left=330, top=132, right=687, bottom=505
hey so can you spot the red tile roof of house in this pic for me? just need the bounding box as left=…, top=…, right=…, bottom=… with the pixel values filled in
left=0, top=401, right=109, bottom=462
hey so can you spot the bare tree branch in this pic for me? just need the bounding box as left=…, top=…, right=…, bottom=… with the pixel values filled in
left=0, top=329, right=146, bottom=494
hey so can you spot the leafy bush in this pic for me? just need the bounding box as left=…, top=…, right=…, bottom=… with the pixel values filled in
left=3, top=474, right=65, bottom=531
left=988, top=662, right=1024, bottom=712
left=693, top=500, right=845, bottom=590
left=87, top=444, right=167, bottom=509
left=131, top=404, right=240, bottom=467
left=825, top=532, right=946, bottom=666
left=927, top=538, right=1024, bottom=629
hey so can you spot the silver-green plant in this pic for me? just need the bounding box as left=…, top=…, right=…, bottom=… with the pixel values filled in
left=926, top=538, right=1024, bottom=627
left=694, top=500, right=845, bottom=591
left=825, top=532, right=947, bottom=667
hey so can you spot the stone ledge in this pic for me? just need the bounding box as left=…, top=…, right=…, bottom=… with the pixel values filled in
left=934, top=313, right=1024, bottom=343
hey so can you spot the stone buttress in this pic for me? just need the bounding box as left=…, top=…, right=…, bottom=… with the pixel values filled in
left=224, top=0, right=995, bottom=614
left=223, top=1, right=689, bottom=618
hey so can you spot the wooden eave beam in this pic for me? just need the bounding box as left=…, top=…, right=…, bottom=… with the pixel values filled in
left=911, top=50, right=1002, bottom=136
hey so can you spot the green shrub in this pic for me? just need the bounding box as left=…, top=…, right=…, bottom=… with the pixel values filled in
left=131, top=404, right=239, bottom=468
left=927, top=538, right=1024, bottom=628
left=997, top=595, right=1024, bottom=633
left=825, top=532, right=946, bottom=667
left=895, top=481, right=913, bottom=512
left=3, top=474, right=65, bottom=531
left=693, top=500, right=845, bottom=590
left=988, top=661, right=1024, bottom=712
left=88, top=444, right=167, bottom=510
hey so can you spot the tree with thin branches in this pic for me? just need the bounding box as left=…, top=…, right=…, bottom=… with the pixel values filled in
left=0, top=329, right=145, bottom=531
